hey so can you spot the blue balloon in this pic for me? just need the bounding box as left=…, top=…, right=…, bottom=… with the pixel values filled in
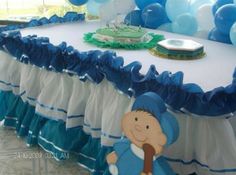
left=165, top=0, right=190, bottom=22
left=124, top=10, right=144, bottom=26
left=212, top=0, right=234, bottom=15
left=69, top=0, right=88, bottom=6
left=87, top=0, right=101, bottom=16
left=208, top=27, right=232, bottom=44
left=142, top=3, right=168, bottom=29
left=230, top=22, right=236, bottom=45
left=94, top=0, right=109, bottom=3
left=215, top=4, right=236, bottom=35
left=135, top=0, right=166, bottom=10
left=172, top=13, right=198, bottom=36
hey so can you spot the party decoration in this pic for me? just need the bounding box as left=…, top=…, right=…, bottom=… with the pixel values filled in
left=172, top=13, right=198, bottom=36
left=214, top=4, right=236, bottom=35
left=135, top=0, right=166, bottom=10
left=84, top=25, right=165, bottom=49
left=142, top=3, right=168, bottom=29
left=94, top=0, right=109, bottom=3
left=69, top=0, right=88, bottom=6
left=113, top=0, right=136, bottom=15
left=196, top=4, right=214, bottom=31
left=124, top=10, right=144, bottom=26
left=208, top=27, right=232, bottom=44
left=190, top=0, right=214, bottom=15
left=87, top=0, right=101, bottom=16
left=165, top=0, right=190, bottom=22
left=106, top=92, right=179, bottom=175
left=230, top=22, right=236, bottom=45
left=212, top=0, right=234, bottom=15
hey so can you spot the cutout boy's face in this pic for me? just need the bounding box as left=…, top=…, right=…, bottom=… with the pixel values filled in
left=122, top=111, right=167, bottom=155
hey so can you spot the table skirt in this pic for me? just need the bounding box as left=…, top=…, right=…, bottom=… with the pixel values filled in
left=0, top=50, right=236, bottom=175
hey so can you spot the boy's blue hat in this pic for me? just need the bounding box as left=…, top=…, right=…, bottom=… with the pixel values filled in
left=132, top=92, right=179, bottom=146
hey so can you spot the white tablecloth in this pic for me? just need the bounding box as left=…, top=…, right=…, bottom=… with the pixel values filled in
left=20, top=21, right=236, bottom=92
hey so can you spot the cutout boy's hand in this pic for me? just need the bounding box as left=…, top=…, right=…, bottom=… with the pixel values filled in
left=106, top=151, right=118, bottom=164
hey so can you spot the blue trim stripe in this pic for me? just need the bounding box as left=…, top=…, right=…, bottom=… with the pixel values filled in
left=102, top=132, right=122, bottom=140
left=35, top=111, right=64, bottom=122
left=165, top=157, right=236, bottom=173
left=0, top=80, right=20, bottom=88
left=19, top=91, right=26, bottom=97
left=67, top=115, right=84, bottom=119
left=27, top=97, right=67, bottom=114
left=83, top=123, right=101, bottom=131
left=89, top=127, right=101, bottom=131
left=67, top=125, right=83, bottom=129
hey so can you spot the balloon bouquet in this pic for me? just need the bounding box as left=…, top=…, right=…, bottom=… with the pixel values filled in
left=124, top=0, right=236, bottom=45
left=69, top=0, right=236, bottom=45
left=210, top=2, right=236, bottom=45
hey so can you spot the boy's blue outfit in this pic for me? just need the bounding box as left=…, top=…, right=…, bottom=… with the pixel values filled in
left=109, top=139, right=175, bottom=175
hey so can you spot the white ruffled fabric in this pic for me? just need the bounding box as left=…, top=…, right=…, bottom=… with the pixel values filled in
left=101, top=82, right=134, bottom=146
left=83, top=80, right=108, bottom=138
left=66, top=76, right=90, bottom=129
left=0, top=52, right=17, bottom=92
left=22, top=65, right=43, bottom=105
left=229, top=117, right=236, bottom=140
left=36, top=71, right=73, bottom=121
left=164, top=112, right=236, bottom=175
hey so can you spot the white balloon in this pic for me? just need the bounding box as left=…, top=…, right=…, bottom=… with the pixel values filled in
left=113, top=0, right=136, bottom=15
left=190, top=0, right=214, bottom=15
left=196, top=4, right=214, bottom=31
left=99, top=1, right=117, bottom=22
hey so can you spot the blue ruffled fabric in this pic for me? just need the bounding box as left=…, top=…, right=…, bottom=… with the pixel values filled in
left=0, top=90, right=110, bottom=173
left=0, top=91, right=89, bottom=159
left=77, top=137, right=113, bottom=175
left=0, top=30, right=236, bottom=116
left=38, top=120, right=89, bottom=160
left=0, top=91, right=46, bottom=143
left=0, top=91, right=11, bottom=121
left=0, top=12, right=85, bottom=33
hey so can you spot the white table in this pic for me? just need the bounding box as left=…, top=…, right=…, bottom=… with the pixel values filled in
left=1, top=21, right=235, bottom=175
left=20, top=21, right=236, bottom=92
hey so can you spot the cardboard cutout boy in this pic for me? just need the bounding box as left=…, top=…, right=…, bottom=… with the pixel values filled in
left=106, top=92, right=179, bottom=175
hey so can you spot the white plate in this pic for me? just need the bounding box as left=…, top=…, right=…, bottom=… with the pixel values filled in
left=157, top=39, right=204, bottom=51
